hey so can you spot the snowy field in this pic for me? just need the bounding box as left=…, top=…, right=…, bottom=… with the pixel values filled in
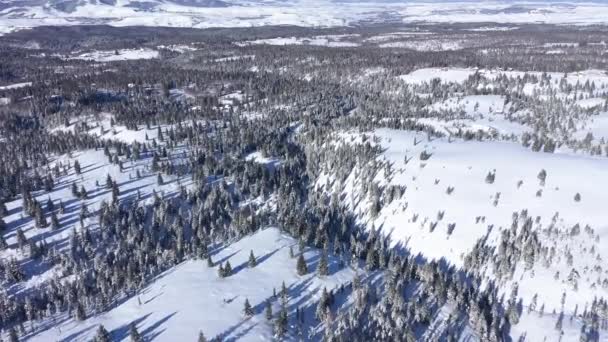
left=67, top=49, right=160, bottom=62
left=236, top=36, right=360, bottom=48
left=3, top=1, right=608, bottom=35
left=317, top=127, right=608, bottom=332
left=0, top=82, right=32, bottom=91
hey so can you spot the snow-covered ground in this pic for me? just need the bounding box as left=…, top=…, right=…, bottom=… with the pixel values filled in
left=67, top=49, right=159, bottom=62
left=0, top=82, right=32, bottom=91
left=3, top=1, right=608, bottom=35
left=237, top=36, right=359, bottom=48
left=29, top=227, right=358, bottom=341
left=379, top=39, right=463, bottom=51
left=400, top=67, right=608, bottom=90
left=318, top=128, right=608, bottom=317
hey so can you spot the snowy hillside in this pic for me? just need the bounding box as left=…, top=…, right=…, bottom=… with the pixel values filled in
left=29, top=227, right=360, bottom=341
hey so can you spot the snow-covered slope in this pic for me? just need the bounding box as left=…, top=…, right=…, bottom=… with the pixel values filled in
left=3, top=1, right=608, bottom=36
left=317, top=127, right=608, bottom=324
left=29, top=227, right=359, bottom=341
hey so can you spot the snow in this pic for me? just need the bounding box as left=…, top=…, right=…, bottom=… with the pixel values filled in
left=465, top=26, right=519, bottom=32
left=4, top=1, right=608, bottom=35
left=400, top=67, right=608, bottom=92
left=245, top=151, right=282, bottom=170
left=363, top=31, right=434, bottom=43
left=51, top=114, right=177, bottom=144
left=157, top=44, right=199, bottom=53
left=237, top=36, right=360, bottom=48
left=575, top=111, right=608, bottom=142
left=2, top=146, right=191, bottom=254
left=379, top=40, right=463, bottom=51
left=214, top=55, right=255, bottom=63
left=399, top=68, right=476, bottom=84
left=67, top=49, right=159, bottom=62
left=0, top=82, right=32, bottom=91
left=30, top=227, right=358, bottom=341
left=418, top=95, right=529, bottom=137
left=577, top=97, right=605, bottom=110
left=319, top=128, right=608, bottom=316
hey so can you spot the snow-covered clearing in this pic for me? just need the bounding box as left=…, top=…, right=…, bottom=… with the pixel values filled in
left=0, top=82, right=32, bottom=91
left=51, top=114, right=187, bottom=145
left=399, top=67, right=608, bottom=90
left=245, top=151, right=282, bottom=170
left=67, top=49, right=159, bottom=62
left=379, top=39, right=463, bottom=51
left=237, top=36, right=359, bottom=48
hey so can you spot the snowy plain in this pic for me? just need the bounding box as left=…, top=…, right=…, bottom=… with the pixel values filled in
left=3, top=1, right=608, bottom=35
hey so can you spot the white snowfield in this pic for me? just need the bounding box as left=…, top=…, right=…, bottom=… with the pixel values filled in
left=236, top=36, right=360, bottom=48
left=400, top=67, right=608, bottom=90
left=0, top=82, right=32, bottom=91
left=67, top=49, right=160, bottom=62
left=3, top=1, right=608, bottom=35
left=319, top=128, right=608, bottom=318
left=30, top=227, right=358, bottom=342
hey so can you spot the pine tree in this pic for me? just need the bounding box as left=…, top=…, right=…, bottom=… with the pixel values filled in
left=265, top=301, right=273, bottom=320
left=35, top=205, right=47, bottom=228
left=157, top=173, right=164, bottom=186
left=129, top=323, right=143, bottom=342
left=248, top=250, right=257, bottom=268
left=0, top=200, right=7, bottom=217
left=224, top=261, right=232, bottom=276
left=274, top=301, right=288, bottom=339
left=316, top=287, right=330, bottom=321
left=74, top=302, right=86, bottom=321
left=94, top=324, right=111, bottom=342
left=8, top=327, right=19, bottom=342
left=50, top=212, right=60, bottom=231
left=198, top=331, right=207, bottom=342
left=112, top=182, right=120, bottom=203
left=296, top=253, right=308, bottom=276
left=74, top=160, right=81, bottom=175
left=71, top=182, right=79, bottom=198
left=317, top=251, right=329, bottom=276
left=243, top=298, right=254, bottom=317
left=80, top=185, right=87, bottom=199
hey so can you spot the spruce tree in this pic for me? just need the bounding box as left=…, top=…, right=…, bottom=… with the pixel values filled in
left=94, top=324, right=111, bottom=342
left=296, top=254, right=308, bottom=276
left=8, top=327, right=19, bottom=342
left=248, top=250, right=257, bottom=268
left=317, top=251, right=329, bottom=276
left=224, top=261, right=232, bottom=276
left=274, top=301, right=288, bottom=339
left=265, top=301, right=273, bottom=320
left=243, top=298, right=254, bottom=317
left=129, top=323, right=143, bottom=342
left=74, top=160, right=81, bottom=175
